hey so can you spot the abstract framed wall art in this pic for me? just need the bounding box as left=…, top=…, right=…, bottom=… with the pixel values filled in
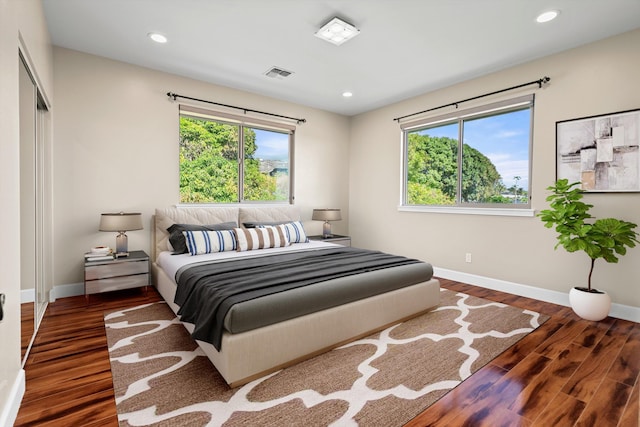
left=556, top=108, right=640, bottom=192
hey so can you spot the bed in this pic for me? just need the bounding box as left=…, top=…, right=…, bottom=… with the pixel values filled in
left=152, top=206, right=440, bottom=387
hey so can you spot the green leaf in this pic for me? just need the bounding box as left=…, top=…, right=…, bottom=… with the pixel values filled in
left=538, top=179, right=639, bottom=284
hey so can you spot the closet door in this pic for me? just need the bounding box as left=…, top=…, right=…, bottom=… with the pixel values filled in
left=19, top=52, right=51, bottom=364
left=19, top=54, right=41, bottom=364
left=35, top=95, right=48, bottom=327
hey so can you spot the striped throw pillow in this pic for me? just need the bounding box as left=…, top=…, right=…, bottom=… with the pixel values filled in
left=234, top=225, right=291, bottom=252
left=256, top=221, right=309, bottom=243
left=280, top=221, right=309, bottom=243
left=183, top=230, right=237, bottom=255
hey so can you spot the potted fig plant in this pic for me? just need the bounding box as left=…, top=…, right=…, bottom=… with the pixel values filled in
left=538, top=179, right=639, bottom=321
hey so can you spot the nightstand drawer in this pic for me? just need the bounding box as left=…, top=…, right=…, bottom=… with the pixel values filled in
left=85, top=261, right=148, bottom=280
left=85, top=274, right=149, bottom=294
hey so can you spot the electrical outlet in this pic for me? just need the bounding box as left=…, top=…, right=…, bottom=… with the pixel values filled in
left=465, top=253, right=472, bottom=263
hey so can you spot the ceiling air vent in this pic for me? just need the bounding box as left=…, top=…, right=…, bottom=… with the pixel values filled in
left=264, top=67, right=293, bottom=79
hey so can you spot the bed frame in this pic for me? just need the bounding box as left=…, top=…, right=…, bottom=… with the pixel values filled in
left=152, top=206, right=440, bottom=387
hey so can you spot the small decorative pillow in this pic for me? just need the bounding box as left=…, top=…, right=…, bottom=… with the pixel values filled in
left=183, top=230, right=238, bottom=255
left=279, top=221, right=309, bottom=243
left=234, top=225, right=291, bottom=251
left=168, top=222, right=237, bottom=254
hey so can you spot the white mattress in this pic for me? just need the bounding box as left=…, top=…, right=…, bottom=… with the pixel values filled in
left=157, top=239, right=339, bottom=283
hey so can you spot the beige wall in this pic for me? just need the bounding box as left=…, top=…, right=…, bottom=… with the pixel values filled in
left=0, top=0, right=53, bottom=421
left=349, top=29, right=640, bottom=308
left=52, top=47, right=351, bottom=287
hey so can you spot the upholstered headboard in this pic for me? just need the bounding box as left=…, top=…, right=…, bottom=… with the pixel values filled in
left=152, top=206, right=301, bottom=261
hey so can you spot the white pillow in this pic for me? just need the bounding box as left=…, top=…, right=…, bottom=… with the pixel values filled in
left=234, top=225, right=291, bottom=252
left=281, top=220, right=309, bottom=243
left=183, top=230, right=237, bottom=255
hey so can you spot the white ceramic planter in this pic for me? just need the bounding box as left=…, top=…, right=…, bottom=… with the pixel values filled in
left=569, top=287, right=611, bottom=321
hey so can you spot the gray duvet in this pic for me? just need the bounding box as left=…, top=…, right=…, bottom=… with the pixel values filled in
left=174, top=247, right=433, bottom=350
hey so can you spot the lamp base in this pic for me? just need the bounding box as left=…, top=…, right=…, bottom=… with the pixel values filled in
left=115, top=232, right=129, bottom=257
left=322, top=221, right=333, bottom=238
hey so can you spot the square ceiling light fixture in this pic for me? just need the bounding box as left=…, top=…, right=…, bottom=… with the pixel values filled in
left=315, top=17, right=360, bottom=46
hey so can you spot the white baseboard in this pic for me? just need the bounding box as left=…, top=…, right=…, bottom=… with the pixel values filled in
left=0, top=369, right=25, bottom=427
left=20, top=289, right=34, bottom=304
left=434, top=267, right=640, bottom=323
left=22, top=283, right=83, bottom=303
left=50, top=282, right=84, bottom=302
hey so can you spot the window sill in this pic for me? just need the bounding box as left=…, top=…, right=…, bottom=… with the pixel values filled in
left=398, top=205, right=536, bottom=217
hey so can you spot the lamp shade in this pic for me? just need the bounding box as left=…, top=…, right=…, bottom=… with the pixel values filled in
left=312, top=209, right=342, bottom=222
left=99, top=212, right=143, bottom=232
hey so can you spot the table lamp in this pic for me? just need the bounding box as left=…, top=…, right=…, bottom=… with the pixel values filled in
left=312, top=208, right=342, bottom=238
left=99, top=212, right=143, bottom=257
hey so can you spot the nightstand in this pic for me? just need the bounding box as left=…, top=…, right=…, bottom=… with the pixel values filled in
left=308, top=234, right=351, bottom=247
left=84, top=250, right=149, bottom=296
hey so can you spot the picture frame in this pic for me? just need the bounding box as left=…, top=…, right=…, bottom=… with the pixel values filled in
left=556, top=108, right=640, bottom=192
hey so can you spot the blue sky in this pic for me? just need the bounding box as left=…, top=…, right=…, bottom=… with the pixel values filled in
left=253, top=129, right=289, bottom=160
left=419, top=109, right=530, bottom=189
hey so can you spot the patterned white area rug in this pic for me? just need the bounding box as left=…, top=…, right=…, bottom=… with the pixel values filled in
left=105, top=289, right=548, bottom=426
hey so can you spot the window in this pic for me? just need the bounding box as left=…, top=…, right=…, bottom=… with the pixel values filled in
left=401, top=95, right=533, bottom=210
left=178, top=105, right=294, bottom=204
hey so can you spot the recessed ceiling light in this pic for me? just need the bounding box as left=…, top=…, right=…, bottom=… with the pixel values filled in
left=148, top=32, right=168, bottom=43
left=342, top=91, right=353, bottom=98
left=536, top=10, right=559, bottom=23
left=315, top=17, right=360, bottom=46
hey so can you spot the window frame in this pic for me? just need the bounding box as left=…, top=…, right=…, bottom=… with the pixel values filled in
left=178, top=105, right=295, bottom=205
left=399, top=95, right=535, bottom=216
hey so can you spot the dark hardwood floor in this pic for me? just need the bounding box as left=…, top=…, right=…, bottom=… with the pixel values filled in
left=16, top=289, right=161, bottom=427
left=15, top=279, right=639, bottom=426
left=407, top=280, right=639, bottom=427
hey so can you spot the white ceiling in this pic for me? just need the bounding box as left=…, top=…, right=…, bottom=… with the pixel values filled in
left=42, top=0, right=640, bottom=116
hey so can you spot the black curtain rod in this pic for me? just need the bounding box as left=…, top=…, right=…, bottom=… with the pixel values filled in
left=393, top=76, right=550, bottom=122
left=167, top=92, right=307, bottom=124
